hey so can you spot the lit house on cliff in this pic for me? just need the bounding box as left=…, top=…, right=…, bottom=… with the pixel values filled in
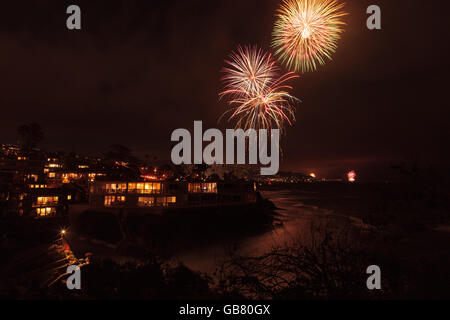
left=12, top=183, right=73, bottom=218
left=89, top=181, right=258, bottom=211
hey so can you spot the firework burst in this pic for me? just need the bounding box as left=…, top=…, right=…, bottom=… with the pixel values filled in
left=220, top=45, right=299, bottom=133
left=221, top=46, right=279, bottom=97
left=272, top=0, right=347, bottom=73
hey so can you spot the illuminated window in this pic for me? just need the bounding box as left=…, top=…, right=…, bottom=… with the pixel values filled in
left=118, top=183, right=127, bottom=193
left=144, top=183, right=161, bottom=194
left=48, top=172, right=56, bottom=178
left=105, top=183, right=127, bottom=193
left=104, top=196, right=126, bottom=207
left=202, top=183, right=217, bottom=193
left=36, top=207, right=55, bottom=217
left=156, top=196, right=176, bottom=207
left=138, top=197, right=155, bottom=207
left=36, top=196, right=58, bottom=205
left=62, top=174, right=70, bottom=183
left=167, top=196, right=176, bottom=203
left=128, top=183, right=136, bottom=192
left=105, top=184, right=115, bottom=193
left=104, top=196, right=114, bottom=206
left=188, top=183, right=217, bottom=193
left=188, top=183, right=201, bottom=193
left=67, top=195, right=72, bottom=200
left=135, top=183, right=161, bottom=194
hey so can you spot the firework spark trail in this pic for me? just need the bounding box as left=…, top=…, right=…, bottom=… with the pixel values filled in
left=272, top=0, right=347, bottom=73
left=221, top=46, right=279, bottom=98
left=220, top=46, right=300, bottom=134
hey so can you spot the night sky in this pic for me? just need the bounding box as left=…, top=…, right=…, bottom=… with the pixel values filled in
left=0, top=0, right=448, bottom=179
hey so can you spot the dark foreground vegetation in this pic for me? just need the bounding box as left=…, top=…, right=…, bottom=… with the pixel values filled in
left=2, top=223, right=448, bottom=299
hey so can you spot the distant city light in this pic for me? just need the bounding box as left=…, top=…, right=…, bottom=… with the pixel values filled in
left=309, top=173, right=316, bottom=178
left=347, top=170, right=356, bottom=182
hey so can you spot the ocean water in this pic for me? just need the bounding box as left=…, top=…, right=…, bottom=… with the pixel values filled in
left=175, top=189, right=371, bottom=274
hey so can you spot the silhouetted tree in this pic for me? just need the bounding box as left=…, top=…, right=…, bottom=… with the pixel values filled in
left=104, top=144, right=141, bottom=179
left=172, top=165, right=186, bottom=181
left=193, top=164, right=208, bottom=180
left=105, top=144, right=134, bottom=163
left=208, top=174, right=220, bottom=181
left=216, top=223, right=400, bottom=299
left=17, top=123, right=44, bottom=151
